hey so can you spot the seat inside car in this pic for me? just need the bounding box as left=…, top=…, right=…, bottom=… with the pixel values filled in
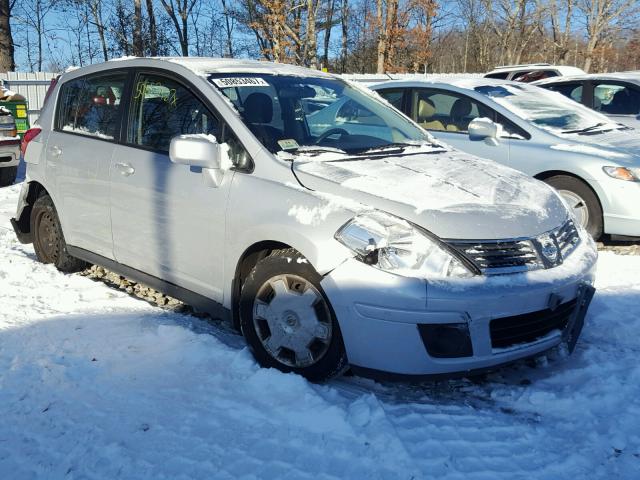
left=416, top=97, right=445, bottom=131
left=241, top=92, right=283, bottom=150
left=446, top=98, right=473, bottom=132
left=81, top=88, right=118, bottom=138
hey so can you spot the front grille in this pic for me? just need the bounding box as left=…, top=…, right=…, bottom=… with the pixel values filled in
left=449, top=239, right=541, bottom=275
left=448, top=219, right=581, bottom=275
left=555, top=219, right=580, bottom=258
left=489, top=299, right=576, bottom=349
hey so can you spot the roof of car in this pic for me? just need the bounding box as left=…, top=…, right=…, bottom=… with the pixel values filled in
left=485, top=64, right=584, bottom=76
left=534, top=71, right=640, bottom=85
left=488, top=63, right=551, bottom=71
left=370, top=77, right=517, bottom=91
left=64, top=56, right=332, bottom=79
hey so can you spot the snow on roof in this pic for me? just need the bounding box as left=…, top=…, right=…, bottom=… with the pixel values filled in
left=370, top=76, right=514, bottom=91
left=535, top=71, right=640, bottom=85
left=106, top=56, right=331, bottom=78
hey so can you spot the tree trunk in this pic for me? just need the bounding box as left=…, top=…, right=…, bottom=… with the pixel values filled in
left=323, top=0, right=335, bottom=68
left=306, top=0, right=318, bottom=68
left=340, top=0, right=348, bottom=72
left=221, top=0, right=234, bottom=57
left=144, top=0, right=158, bottom=55
left=0, top=0, right=15, bottom=72
left=376, top=0, right=385, bottom=73
left=90, top=1, right=109, bottom=61
left=384, top=0, right=398, bottom=71
left=133, top=0, right=143, bottom=56
left=181, top=0, right=189, bottom=55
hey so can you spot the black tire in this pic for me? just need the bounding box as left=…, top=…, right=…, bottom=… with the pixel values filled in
left=239, top=248, right=348, bottom=382
left=30, top=194, right=88, bottom=273
left=0, top=166, right=17, bottom=187
left=545, top=175, right=603, bottom=240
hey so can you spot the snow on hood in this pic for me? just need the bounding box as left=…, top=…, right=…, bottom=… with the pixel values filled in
left=559, top=128, right=640, bottom=164
left=293, top=150, right=568, bottom=240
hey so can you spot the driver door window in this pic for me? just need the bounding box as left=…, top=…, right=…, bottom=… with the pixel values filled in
left=128, top=74, right=220, bottom=152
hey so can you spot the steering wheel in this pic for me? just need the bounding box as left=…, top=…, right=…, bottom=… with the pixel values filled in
left=315, top=128, right=350, bottom=145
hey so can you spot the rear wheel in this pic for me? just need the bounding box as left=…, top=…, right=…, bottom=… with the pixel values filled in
left=0, top=166, right=17, bottom=187
left=30, top=194, right=88, bottom=273
left=239, top=248, right=348, bottom=382
left=544, top=175, right=603, bottom=239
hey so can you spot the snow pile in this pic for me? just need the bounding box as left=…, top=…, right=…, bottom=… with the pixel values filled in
left=1, top=180, right=639, bottom=478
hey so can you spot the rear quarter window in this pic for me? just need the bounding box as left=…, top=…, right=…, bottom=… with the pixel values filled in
left=485, top=72, right=510, bottom=80
left=56, top=72, right=127, bottom=140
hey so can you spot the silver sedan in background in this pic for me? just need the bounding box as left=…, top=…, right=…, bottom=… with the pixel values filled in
left=372, top=79, right=640, bottom=240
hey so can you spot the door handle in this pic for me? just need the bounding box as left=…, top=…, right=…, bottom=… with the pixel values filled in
left=115, top=162, right=135, bottom=177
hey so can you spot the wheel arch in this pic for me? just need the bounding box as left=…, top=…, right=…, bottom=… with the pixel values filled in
left=230, top=240, right=293, bottom=330
left=13, top=181, right=51, bottom=242
left=534, top=170, right=604, bottom=212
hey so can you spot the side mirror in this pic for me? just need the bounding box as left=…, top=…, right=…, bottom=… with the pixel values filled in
left=169, top=134, right=225, bottom=187
left=169, top=134, right=221, bottom=169
left=468, top=118, right=500, bottom=146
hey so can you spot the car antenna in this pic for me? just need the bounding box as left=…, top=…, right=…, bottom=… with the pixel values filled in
left=385, top=73, right=395, bottom=81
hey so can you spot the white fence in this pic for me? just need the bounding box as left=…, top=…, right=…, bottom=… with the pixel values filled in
left=0, top=72, right=57, bottom=126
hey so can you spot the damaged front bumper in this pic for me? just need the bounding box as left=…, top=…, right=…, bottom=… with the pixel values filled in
left=320, top=232, right=598, bottom=378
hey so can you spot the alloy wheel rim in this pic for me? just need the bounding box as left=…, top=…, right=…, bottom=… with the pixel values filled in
left=558, top=190, right=589, bottom=229
left=252, top=274, right=332, bottom=368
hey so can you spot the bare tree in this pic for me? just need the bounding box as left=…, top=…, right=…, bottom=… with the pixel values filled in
left=0, top=0, right=16, bottom=71
left=340, top=0, right=348, bottom=72
left=545, top=0, right=575, bottom=63
left=159, top=0, right=199, bottom=56
left=133, top=0, right=143, bottom=56
left=577, top=0, right=638, bottom=71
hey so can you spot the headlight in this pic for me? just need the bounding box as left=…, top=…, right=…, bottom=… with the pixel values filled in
left=603, top=166, right=640, bottom=182
left=335, top=211, right=476, bottom=279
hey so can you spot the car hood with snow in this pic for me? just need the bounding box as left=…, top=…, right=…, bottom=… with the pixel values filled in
left=290, top=146, right=568, bottom=240
left=555, top=128, right=640, bottom=165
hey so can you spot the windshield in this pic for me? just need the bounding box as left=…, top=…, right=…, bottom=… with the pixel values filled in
left=474, top=83, right=620, bottom=134
left=209, top=74, right=432, bottom=154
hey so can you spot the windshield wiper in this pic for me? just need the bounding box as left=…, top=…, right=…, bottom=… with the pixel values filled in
left=561, top=122, right=610, bottom=135
left=352, top=141, right=441, bottom=155
left=288, top=145, right=348, bottom=155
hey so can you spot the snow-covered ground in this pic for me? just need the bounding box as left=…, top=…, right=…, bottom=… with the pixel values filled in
left=1, top=170, right=639, bottom=479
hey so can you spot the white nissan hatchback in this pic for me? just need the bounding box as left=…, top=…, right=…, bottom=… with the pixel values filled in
left=13, top=58, right=596, bottom=381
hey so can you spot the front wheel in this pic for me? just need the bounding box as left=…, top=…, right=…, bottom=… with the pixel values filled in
left=545, top=175, right=603, bottom=240
left=239, top=249, right=348, bottom=382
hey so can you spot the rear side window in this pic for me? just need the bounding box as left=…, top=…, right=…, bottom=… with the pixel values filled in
left=128, top=73, right=220, bottom=152
left=485, top=72, right=510, bottom=80
left=545, top=83, right=583, bottom=103
left=593, top=83, right=640, bottom=115
left=57, top=73, right=127, bottom=140
left=377, top=89, right=406, bottom=112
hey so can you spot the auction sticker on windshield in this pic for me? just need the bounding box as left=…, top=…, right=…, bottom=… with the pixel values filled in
left=211, top=78, right=269, bottom=88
